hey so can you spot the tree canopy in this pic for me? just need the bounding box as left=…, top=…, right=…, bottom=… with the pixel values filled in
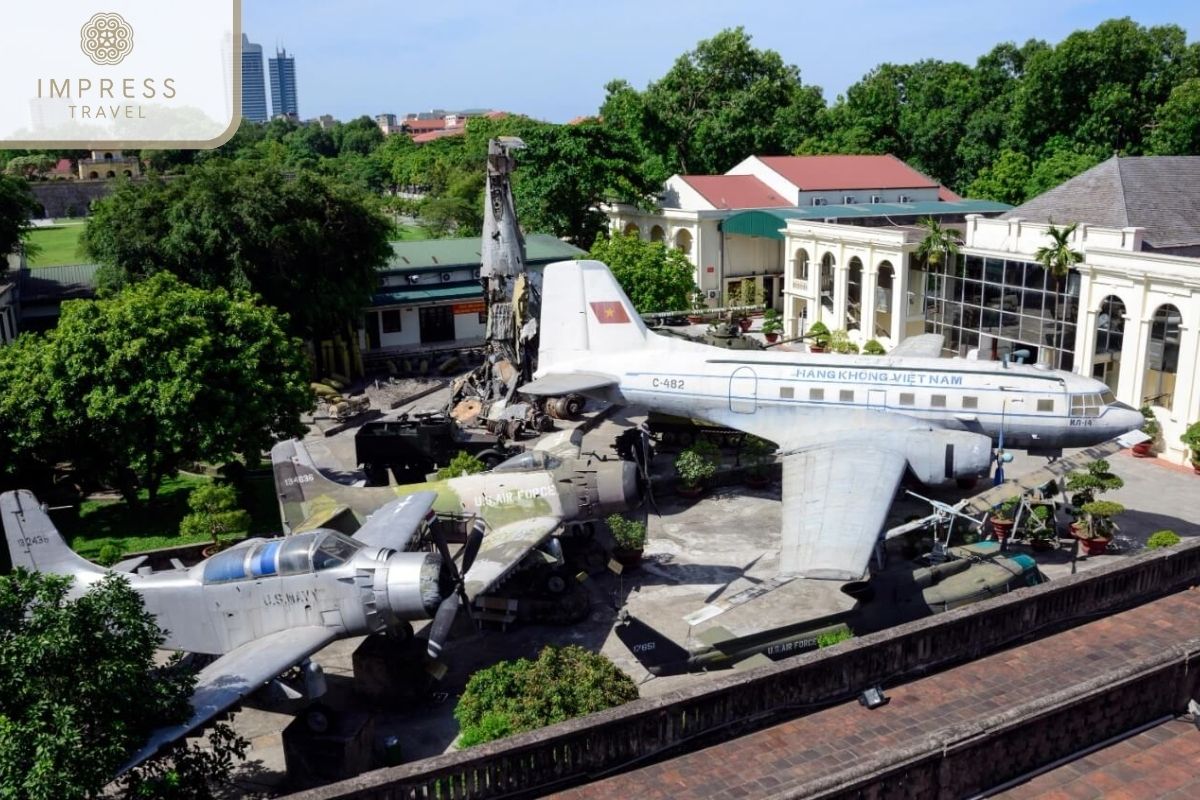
left=586, top=233, right=697, bottom=313
left=81, top=159, right=393, bottom=337
left=0, top=274, right=310, bottom=501
left=0, top=173, right=37, bottom=262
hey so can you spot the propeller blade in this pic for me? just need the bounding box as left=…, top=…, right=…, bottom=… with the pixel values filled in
left=427, top=593, right=460, bottom=660
left=636, top=426, right=661, bottom=516
left=431, top=526, right=461, bottom=584
left=461, top=520, right=486, bottom=576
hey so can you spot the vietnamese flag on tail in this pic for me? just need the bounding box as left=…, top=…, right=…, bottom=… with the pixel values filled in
left=590, top=301, right=631, bottom=324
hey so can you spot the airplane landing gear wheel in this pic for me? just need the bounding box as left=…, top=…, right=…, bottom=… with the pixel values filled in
left=302, top=703, right=334, bottom=735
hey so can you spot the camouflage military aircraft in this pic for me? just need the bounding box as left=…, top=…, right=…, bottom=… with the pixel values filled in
left=271, top=427, right=641, bottom=654
left=0, top=488, right=443, bottom=771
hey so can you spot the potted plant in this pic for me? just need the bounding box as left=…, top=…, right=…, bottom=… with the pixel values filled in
left=990, top=496, right=1020, bottom=544
left=687, top=288, right=706, bottom=324
left=1065, top=459, right=1123, bottom=510
left=1074, top=499, right=1124, bottom=555
left=828, top=329, right=858, bottom=355
left=1180, top=421, right=1200, bottom=473
left=674, top=440, right=718, bottom=496
left=1132, top=405, right=1159, bottom=457
left=806, top=321, right=831, bottom=353
left=862, top=339, right=886, bottom=355
left=606, top=513, right=647, bottom=568
left=738, top=281, right=762, bottom=323
left=761, top=309, right=783, bottom=343
left=741, top=435, right=774, bottom=488
left=1023, top=504, right=1057, bottom=551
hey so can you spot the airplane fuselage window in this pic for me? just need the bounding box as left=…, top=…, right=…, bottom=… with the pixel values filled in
left=931, top=394, right=947, bottom=408
left=899, top=392, right=915, bottom=406
left=809, top=388, right=824, bottom=401
left=839, top=389, right=854, bottom=403
left=962, top=396, right=979, bottom=410
left=779, top=386, right=795, bottom=399
left=1037, top=399, right=1055, bottom=412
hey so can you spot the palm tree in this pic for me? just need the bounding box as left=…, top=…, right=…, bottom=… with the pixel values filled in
left=915, top=216, right=962, bottom=268
left=1035, top=221, right=1083, bottom=369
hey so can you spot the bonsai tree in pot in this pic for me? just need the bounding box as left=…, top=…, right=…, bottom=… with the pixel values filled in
left=1022, top=504, right=1057, bottom=551
left=806, top=321, right=831, bottom=352
left=1076, top=499, right=1124, bottom=555
left=675, top=440, right=718, bottom=496
left=862, top=339, right=886, bottom=355
left=761, top=309, right=783, bottom=343
left=740, top=435, right=775, bottom=488
left=1132, top=405, right=1159, bottom=457
left=989, top=496, right=1020, bottom=543
left=828, top=329, right=859, bottom=354
left=688, top=288, right=707, bottom=323
left=606, top=513, right=647, bottom=567
left=1065, top=458, right=1123, bottom=511
left=738, top=281, right=762, bottom=329
left=1180, top=421, right=1200, bottom=473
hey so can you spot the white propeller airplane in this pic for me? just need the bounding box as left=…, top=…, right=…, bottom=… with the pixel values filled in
left=521, top=260, right=1144, bottom=582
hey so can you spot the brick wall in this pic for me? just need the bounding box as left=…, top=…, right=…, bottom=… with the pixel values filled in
left=28, top=181, right=117, bottom=218
left=285, top=539, right=1200, bottom=800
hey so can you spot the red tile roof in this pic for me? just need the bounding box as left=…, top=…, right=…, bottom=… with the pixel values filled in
left=755, top=154, right=939, bottom=191
left=678, top=174, right=792, bottom=210
left=411, top=127, right=465, bottom=144
left=404, top=118, right=447, bottom=132
left=937, top=185, right=962, bottom=202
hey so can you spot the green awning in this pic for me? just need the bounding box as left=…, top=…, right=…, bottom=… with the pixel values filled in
left=372, top=283, right=482, bottom=307
left=722, top=199, right=1013, bottom=239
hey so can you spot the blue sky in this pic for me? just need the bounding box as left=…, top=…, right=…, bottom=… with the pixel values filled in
left=242, top=1, right=1200, bottom=123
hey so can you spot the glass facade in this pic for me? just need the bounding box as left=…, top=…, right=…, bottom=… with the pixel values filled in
left=921, top=254, right=1080, bottom=371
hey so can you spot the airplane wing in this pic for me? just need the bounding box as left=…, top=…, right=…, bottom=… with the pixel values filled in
left=520, top=372, right=617, bottom=396
left=463, top=515, right=561, bottom=600
left=779, top=445, right=908, bottom=580
left=121, top=625, right=337, bottom=773
left=959, top=429, right=1149, bottom=516
left=352, top=491, right=438, bottom=550
left=887, top=333, right=944, bottom=358
left=532, top=427, right=584, bottom=460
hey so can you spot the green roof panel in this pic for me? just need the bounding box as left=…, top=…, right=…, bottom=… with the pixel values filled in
left=372, top=283, right=483, bottom=307
left=722, top=199, right=1013, bottom=239
left=383, top=233, right=584, bottom=273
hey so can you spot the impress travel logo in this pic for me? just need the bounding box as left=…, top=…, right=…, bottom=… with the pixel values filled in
left=0, top=1, right=240, bottom=147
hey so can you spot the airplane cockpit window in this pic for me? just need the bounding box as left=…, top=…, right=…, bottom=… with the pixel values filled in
left=1100, top=388, right=1117, bottom=406
left=312, top=532, right=362, bottom=571
left=1069, top=393, right=1103, bottom=418
left=277, top=532, right=320, bottom=576
left=203, top=540, right=266, bottom=584
left=492, top=451, right=561, bottom=473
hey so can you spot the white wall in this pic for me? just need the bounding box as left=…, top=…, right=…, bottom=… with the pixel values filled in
left=376, top=307, right=421, bottom=348
left=725, top=156, right=798, bottom=201
left=797, top=187, right=940, bottom=207
left=453, top=309, right=486, bottom=340
left=964, top=215, right=1143, bottom=255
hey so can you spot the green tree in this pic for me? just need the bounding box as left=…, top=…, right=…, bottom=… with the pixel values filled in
left=454, top=645, right=637, bottom=747
left=1147, top=78, right=1200, bottom=155
left=0, top=173, right=37, bottom=264
left=332, top=116, right=385, bottom=156
left=0, top=571, right=191, bottom=798
left=586, top=233, right=696, bottom=313
left=914, top=217, right=961, bottom=268
left=966, top=149, right=1032, bottom=205
left=1024, top=140, right=1104, bottom=199
left=515, top=122, right=655, bottom=247
left=81, top=159, right=392, bottom=337
left=435, top=451, right=487, bottom=481
left=639, top=27, right=825, bottom=174
left=1035, top=221, right=1083, bottom=367
left=179, top=484, right=251, bottom=548
left=3, top=154, right=56, bottom=180
left=2, top=274, right=310, bottom=502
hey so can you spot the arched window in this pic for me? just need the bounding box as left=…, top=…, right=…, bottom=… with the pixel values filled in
left=674, top=228, right=693, bottom=256
left=88, top=171, right=99, bottom=179
left=792, top=249, right=809, bottom=283
left=622, top=222, right=640, bottom=238
left=103, top=152, right=114, bottom=160
left=1093, top=295, right=1125, bottom=393
left=847, top=257, right=863, bottom=331
left=1143, top=303, right=1180, bottom=410
left=105, top=170, right=115, bottom=179
left=650, top=225, right=664, bottom=243
left=876, top=261, right=895, bottom=339
left=819, top=253, right=835, bottom=313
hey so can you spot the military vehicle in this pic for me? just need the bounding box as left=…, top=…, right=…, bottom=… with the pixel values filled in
left=354, top=412, right=521, bottom=485
left=909, top=541, right=1046, bottom=612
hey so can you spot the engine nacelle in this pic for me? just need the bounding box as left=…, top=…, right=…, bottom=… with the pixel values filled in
left=903, top=429, right=992, bottom=486
left=381, top=551, right=443, bottom=620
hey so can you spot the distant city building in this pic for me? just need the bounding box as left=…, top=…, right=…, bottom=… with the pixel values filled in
left=315, top=114, right=336, bottom=130
left=78, top=150, right=140, bottom=180
left=376, top=113, right=401, bottom=135
left=240, top=34, right=268, bottom=123
left=400, top=109, right=505, bottom=144
left=269, top=46, right=299, bottom=119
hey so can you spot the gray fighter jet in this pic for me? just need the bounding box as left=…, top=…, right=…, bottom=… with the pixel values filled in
left=0, top=488, right=456, bottom=770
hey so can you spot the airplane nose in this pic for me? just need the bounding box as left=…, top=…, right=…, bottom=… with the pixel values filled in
left=1113, top=406, right=1144, bottom=436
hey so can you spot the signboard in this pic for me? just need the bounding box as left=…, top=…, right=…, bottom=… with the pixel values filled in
left=452, top=301, right=486, bottom=315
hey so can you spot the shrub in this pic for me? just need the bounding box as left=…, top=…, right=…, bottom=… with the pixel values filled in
left=454, top=645, right=638, bottom=747
left=436, top=451, right=487, bottom=480
left=1146, top=530, right=1181, bottom=550
left=806, top=321, right=831, bottom=347
left=179, top=483, right=250, bottom=548
left=862, top=339, right=886, bottom=355
left=816, top=628, right=853, bottom=648
left=1182, top=421, right=1200, bottom=460
left=606, top=514, right=646, bottom=550
left=828, top=328, right=854, bottom=354
left=97, top=544, right=124, bottom=566
left=761, top=308, right=783, bottom=335
left=1139, top=405, right=1160, bottom=440
left=675, top=441, right=718, bottom=489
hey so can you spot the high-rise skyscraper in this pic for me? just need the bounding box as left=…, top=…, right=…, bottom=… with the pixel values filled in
left=269, top=47, right=299, bottom=119
left=241, top=34, right=268, bottom=123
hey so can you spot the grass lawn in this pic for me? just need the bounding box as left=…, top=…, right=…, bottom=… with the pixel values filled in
left=26, top=223, right=87, bottom=267
left=393, top=223, right=430, bottom=241
left=52, top=472, right=284, bottom=562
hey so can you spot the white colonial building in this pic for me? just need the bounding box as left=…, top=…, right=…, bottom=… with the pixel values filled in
left=605, top=154, right=1006, bottom=316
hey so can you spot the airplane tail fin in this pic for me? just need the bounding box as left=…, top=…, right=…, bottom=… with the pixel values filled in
left=270, top=439, right=352, bottom=534
left=614, top=611, right=691, bottom=676
left=537, top=260, right=656, bottom=373
left=1, top=490, right=106, bottom=576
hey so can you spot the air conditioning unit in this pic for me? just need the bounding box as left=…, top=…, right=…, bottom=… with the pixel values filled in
left=811, top=197, right=827, bottom=207
left=706, top=289, right=719, bottom=300
left=473, top=268, right=481, bottom=279
left=843, top=195, right=856, bottom=204
left=898, top=194, right=911, bottom=203
left=406, top=274, right=420, bottom=284
left=870, top=195, right=882, bottom=204
left=440, top=273, right=452, bottom=283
